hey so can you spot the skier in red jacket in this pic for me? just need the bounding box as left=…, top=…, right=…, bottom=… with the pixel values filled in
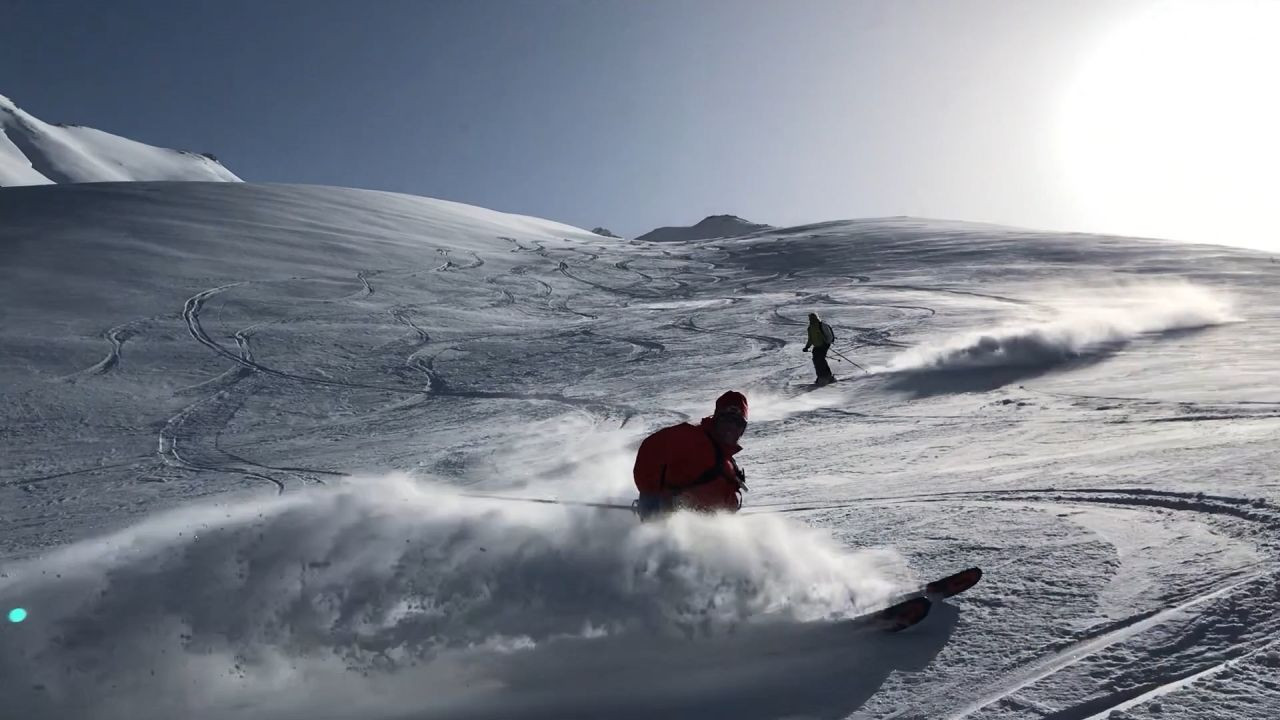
left=633, top=391, right=749, bottom=520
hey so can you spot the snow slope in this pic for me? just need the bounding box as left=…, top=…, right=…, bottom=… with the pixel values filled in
left=0, top=94, right=240, bottom=185
left=2, top=183, right=1280, bottom=720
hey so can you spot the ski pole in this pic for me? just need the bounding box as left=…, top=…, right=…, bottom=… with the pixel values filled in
left=459, top=492, right=637, bottom=513
left=829, top=348, right=868, bottom=373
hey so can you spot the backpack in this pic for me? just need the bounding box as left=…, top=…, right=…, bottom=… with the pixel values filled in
left=821, top=322, right=835, bottom=345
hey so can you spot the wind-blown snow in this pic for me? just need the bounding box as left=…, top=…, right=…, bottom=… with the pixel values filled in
left=881, top=282, right=1238, bottom=374
left=1, top=474, right=907, bottom=719
left=0, top=93, right=240, bottom=185
left=3, top=183, right=1280, bottom=719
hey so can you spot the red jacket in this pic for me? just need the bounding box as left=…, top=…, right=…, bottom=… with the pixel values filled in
left=633, top=417, right=744, bottom=513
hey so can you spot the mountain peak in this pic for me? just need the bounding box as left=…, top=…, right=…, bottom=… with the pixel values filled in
left=636, top=214, right=771, bottom=243
left=0, top=93, right=241, bottom=187
left=695, top=214, right=749, bottom=226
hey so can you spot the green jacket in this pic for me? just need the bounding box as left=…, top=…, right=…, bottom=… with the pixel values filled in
left=807, top=322, right=835, bottom=348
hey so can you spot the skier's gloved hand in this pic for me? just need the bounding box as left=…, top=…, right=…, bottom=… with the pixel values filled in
left=635, top=493, right=673, bottom=521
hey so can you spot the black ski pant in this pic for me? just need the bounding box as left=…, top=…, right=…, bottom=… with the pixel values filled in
left=812, top=344, right=833, bottom=379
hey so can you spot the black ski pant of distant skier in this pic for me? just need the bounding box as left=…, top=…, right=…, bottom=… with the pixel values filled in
left=812, top=344, right=833, bottom=379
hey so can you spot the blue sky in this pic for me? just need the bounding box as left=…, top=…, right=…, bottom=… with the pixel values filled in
left=3, top=0, right=1276, bottom=248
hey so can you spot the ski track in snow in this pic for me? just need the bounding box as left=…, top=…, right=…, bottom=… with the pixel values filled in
left=882, top=571, right=1271, bottom=720
left=787, top=486, right=1280, bottom=720
left=76, top=321, right=139, bottom=377
left=4, top=184, right=1280, bottom=720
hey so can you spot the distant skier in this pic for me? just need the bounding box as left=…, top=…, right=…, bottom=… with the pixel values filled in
left=633, top=391, right=749, bottom=520
left=803, top=312, right=837, bottom=384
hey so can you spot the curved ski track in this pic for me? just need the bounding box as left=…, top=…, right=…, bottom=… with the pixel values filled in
left=785, top=487, right=1280, bottom=720
left=180, top=279, right=646, bottom=453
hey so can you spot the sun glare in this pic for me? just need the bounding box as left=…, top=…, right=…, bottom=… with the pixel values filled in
left=1058, top=1, right=1280, bottom=250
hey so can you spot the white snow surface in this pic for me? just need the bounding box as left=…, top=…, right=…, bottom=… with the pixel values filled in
left=0, top=94, right=240, bottom=186
left=3, top=182, right=1280, bottom=720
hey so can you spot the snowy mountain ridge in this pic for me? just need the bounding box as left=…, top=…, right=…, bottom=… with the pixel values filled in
left=636, top=213, right=772, bottom=242
left=0, top=93, right=240, bottom=186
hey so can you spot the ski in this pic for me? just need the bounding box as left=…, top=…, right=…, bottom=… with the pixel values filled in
left=839, top=595, right=933, bottom=633
left=924, top=566, right=983, bottom=599
left=874, top=595, right=933, bottom=632
left=844, top=567, right=983, bottom=633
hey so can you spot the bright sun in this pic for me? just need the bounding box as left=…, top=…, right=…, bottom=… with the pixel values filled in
left=1058, top=1, right=1280, bottom=251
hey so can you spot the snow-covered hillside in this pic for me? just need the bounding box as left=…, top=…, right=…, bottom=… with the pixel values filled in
left=2, top=182, right=1280, bottom=720
left=0, top=94, right=240, bottom=186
